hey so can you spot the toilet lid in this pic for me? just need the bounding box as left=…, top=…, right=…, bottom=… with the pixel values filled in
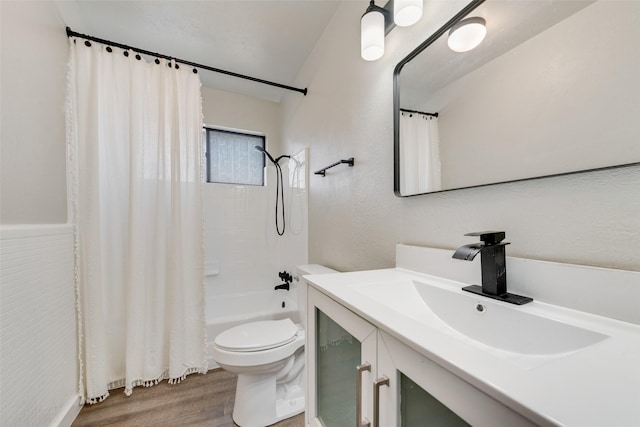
left=214, top=318, right=298, bottom=352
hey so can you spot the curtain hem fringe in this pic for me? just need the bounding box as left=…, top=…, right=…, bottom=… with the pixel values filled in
left=86, top=366, right=207, bottom=404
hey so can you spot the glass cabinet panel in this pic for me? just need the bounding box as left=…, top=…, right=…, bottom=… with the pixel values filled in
left=378, top=330, right=536, bottom=427
left=308, top=287, right=377, bottom=427
left=400, top=372, right=470, bottom=427
left=316, top=309, right=361, bottom=427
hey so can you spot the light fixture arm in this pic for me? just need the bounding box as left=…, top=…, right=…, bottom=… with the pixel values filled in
left=364, top=0, right=396, bottom=36
left=361, top=0, right=423, bottom=61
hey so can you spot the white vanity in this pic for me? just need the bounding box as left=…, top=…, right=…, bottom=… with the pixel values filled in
left=304, top=245, right=640, bottom=426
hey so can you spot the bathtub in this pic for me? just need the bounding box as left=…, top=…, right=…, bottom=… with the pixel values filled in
left=206, top=288, right=300, bottom=369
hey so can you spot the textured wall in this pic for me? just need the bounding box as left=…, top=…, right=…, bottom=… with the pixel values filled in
left=281, top=0, right=640, bottom=273
left=0, top=1, right=68, bottom=224
left=0, top=225, right=79, bottom=427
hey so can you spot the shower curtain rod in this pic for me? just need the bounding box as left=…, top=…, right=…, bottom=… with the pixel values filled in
left=65, top=27, right=308, bottom=96
left=400, top=108, right=438, bottom=117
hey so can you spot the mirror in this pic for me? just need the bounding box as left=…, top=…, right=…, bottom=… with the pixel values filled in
left=394, top=0, right=640, bottom=196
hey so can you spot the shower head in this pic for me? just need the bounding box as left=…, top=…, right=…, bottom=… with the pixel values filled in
left=254, top=145, right=277, bottom=165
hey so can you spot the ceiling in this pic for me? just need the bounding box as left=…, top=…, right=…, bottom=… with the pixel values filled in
left=55, top=0, right=341, bottom=103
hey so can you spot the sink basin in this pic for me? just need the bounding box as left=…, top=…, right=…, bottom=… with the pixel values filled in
left=350, top=279, right=608, bottom=356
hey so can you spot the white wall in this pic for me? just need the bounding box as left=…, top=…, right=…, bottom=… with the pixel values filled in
left=281, top=0, right=640, bottom=273
left=0, top=2, right=80, bottom=426
left=202, top=86, right=308, bottom=305
left=0, top=226, right=80, bottom=427
left=1, top=1, right=68, bottom=224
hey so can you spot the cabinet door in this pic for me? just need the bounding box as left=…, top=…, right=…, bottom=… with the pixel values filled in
left=377, top=331, right=537, bottom=427
left=308, top=287, right=377, bottom=427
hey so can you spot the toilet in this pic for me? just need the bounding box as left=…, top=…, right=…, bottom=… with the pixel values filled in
left=212, top=264, right=338, bottom=427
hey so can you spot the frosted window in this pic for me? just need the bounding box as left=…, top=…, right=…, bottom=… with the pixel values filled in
left=205, top=128, right=265, bottom=185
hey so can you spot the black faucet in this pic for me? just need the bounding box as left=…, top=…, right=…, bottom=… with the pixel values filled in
left=278, top=271, right=293, bottom=283
left=274, top=271, right=293, bottom=291
left=452, top=231, right=533, bottom=305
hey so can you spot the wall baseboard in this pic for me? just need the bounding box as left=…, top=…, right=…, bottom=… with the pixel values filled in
left=50, top=395, right=83, bottom=427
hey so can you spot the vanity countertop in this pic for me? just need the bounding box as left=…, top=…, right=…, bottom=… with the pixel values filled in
left=305, top=267, right=640, bottom=427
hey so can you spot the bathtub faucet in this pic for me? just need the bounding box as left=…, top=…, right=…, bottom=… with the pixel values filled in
left=275, top=271, right=292, bottom=291
left=279, top=271, right=293, bottom=283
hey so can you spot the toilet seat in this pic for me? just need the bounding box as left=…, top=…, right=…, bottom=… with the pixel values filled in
left=214, top=318, right=298, bottom=352
left=212, top=320, right=305, bottom=368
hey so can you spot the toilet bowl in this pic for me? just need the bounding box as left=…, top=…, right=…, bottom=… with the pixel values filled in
left=213, top=318, right=305, bottom=427
left=212, top=264, right=338, bottom=427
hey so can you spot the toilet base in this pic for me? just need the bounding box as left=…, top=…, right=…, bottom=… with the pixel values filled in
left=232, top=372, right=305, bottom=427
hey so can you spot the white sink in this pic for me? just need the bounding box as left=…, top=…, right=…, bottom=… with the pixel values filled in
left=350, top=279, right=608, bottom=356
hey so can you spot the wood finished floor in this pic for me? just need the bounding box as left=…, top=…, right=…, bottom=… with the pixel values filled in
left=72, top=369, right=305, bottom=427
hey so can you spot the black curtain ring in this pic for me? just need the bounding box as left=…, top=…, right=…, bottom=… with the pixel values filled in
left=106, top=46, right=112, bottom=53
left=175, top=63, right=180, bottom=69
left=84, top=40, right=91, bottom=47
left=192, top=68, right=198, bottom=74
left=135, top=54, right=141, bottom=60
left=155, top=58, right=160, bottom=65
left=123, top=50, right=129, bottom=57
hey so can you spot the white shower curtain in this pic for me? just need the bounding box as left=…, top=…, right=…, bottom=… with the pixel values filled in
left=66, top=39, right=207, bottom=403
left=399, top=112, right=441, bottom=194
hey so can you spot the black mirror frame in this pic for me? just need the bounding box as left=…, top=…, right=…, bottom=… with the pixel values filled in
left=394, top=0, right=485, bottom=197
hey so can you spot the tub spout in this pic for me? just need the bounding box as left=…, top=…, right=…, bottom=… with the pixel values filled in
left=275, top=270, right=292, bottom=291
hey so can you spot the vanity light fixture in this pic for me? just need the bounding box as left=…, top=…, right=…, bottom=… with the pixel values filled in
left=361, top=1, right=389, bottom=61
left=361, top=0, right=424, bottom=61
left=447, top=17, right=487, bottom=53
left=394, top=0, right=423, bottom=27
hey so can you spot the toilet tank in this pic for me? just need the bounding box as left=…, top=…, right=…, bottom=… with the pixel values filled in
left=296, top=264, right=338, bottom=329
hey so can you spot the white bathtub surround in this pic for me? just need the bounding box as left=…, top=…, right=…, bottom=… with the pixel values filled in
left=285, top=150, right=308, bottom=237
left=203, top=149, right=309, bottom=297
left=67, top=40, right=207, bottom=403
left=0, top=225, right=80, bottom=427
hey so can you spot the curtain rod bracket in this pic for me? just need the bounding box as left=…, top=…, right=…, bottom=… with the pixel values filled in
left=65, top=27, right=308, bottom=96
